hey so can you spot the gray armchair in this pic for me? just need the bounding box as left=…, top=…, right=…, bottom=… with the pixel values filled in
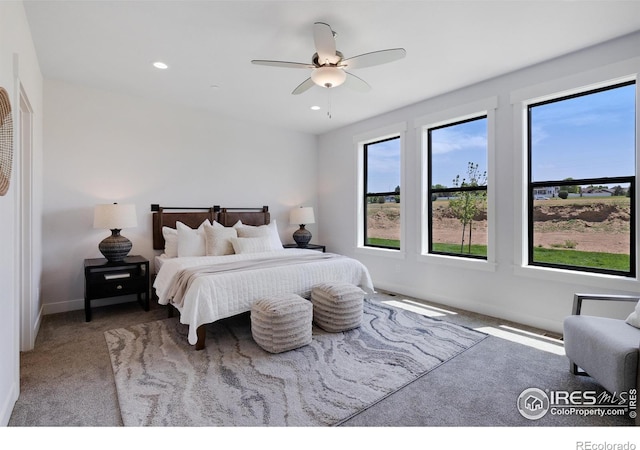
left=563, top=293, right=640, bottom=424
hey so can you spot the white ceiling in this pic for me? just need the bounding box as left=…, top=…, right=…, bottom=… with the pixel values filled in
left=23, top=0, right=640, bottom=135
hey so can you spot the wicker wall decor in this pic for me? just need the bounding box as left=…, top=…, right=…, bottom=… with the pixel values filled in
left=0, top=87, right=13, bottom=196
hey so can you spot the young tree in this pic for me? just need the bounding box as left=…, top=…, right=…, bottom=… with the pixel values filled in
left=448, top=162, right=487, bottom=253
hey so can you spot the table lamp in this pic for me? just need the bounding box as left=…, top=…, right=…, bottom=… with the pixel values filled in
left=93, top=203, right=137, bottom=262
left=290, top=206, right=315, bottom=248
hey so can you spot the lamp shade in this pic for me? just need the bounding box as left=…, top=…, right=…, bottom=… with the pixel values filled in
left=94, top=203, right=137, bottom=230
left=311, top=67, right=346, bottom=89
left=289, top=207, right=315, bottom=225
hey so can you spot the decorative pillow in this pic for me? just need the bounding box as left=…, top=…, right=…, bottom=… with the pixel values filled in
left=176, top=220, right=210, bottom=257
left=204, top=222, right=238, bottom=256
left=234, top=220, right=283, bottom=250
left=162, top=226, right=178, bottom=258
left=230, top=236, right=273, bottom=254
left=625, top=300, right=640, bottom=329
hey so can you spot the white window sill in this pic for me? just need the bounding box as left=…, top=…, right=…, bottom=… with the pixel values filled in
left=513, top=264, right=639, bottom=291
left=355, top=246, right=406, bottom=260
left=417, top=253, right=497, bottom=272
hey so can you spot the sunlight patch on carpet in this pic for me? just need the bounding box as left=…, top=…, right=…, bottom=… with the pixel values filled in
left=381, top=298, right=457, bottom=317
left=475, top=325, right=565, bottom=355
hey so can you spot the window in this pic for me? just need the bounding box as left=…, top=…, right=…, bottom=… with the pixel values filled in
left=528, top=81, right=636, bottom=276
left=427, top=116, right=488, bottom=259
left=363, top=136, right=401, bottom=249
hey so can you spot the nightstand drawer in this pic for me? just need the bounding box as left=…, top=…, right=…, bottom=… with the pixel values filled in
left=87, top=277, right=146, bottom=299
left=86, top=266, right=143, bottom=284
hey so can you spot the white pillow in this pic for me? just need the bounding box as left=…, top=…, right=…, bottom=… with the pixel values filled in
left=162, top=226, right=178, bottom=258
left=625, top=300, right=640, bottom=329
left=234, top=220, right=283, bottom=250
left=176, top=220, right=210, bottom=257
left=204, top=222, right=238, bottom=256
left=230, top=236, right=273, bottom=255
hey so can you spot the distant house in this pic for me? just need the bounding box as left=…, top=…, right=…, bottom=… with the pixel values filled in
left=533, top=187, right=559, bottom=199
left=581, top=187, right=613, bottom=197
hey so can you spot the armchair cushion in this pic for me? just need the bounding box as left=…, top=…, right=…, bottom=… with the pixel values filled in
left=625, top=300, right=640, bottom=329
left=563, top=314, right=640, bottom=394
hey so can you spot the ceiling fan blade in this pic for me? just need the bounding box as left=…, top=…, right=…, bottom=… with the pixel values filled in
left=341, top=48, right=406, bottom=70
left=292, top=77, right=315, bottom=95
left=344, top=72, right=371, bottom=93
left=313, top=22, right=339, bottom=64
left=251, top=60, right=314, bottom=69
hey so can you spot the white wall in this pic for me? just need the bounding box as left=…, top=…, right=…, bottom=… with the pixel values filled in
left=318, top=31, right=640, bottom=334
left=0, top=1, right=43, bottom=426
left=42, top=80, right=318, bottom=313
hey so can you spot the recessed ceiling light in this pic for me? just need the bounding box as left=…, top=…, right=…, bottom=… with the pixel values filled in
left=310, top=105, right=321, bottom=111
left=153, top=62, right=168, bottom=69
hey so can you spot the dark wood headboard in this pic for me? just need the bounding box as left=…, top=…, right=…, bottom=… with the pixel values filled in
left=216, top=206, right=270, bottom=228
left=151, top=204, right=270, bottom=250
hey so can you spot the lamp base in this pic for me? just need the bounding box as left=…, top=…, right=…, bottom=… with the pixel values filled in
left=99, top=229, right=132, bottom=262
left=292, top=225, right=312, bottom=248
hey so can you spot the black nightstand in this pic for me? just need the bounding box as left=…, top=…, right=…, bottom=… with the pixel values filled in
left=283, top=243, right=326, bottom=252
left=83, top=255, right=150, bottom=322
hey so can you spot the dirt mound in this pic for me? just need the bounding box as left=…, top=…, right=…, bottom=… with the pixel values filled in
left=534, top=203, right=629, bottom=223
left=367, top=201, right=630, bottom=254
left=432, top=205, right=487, bottom=221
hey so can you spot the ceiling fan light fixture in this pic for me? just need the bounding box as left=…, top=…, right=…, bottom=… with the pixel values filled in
left=311, top=66, right=346, bottom=89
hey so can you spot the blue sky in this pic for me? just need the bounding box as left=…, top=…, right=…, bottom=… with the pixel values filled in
left=430, top=118, right=487, bottom=187
left=366, top=119, right=489, bottom=193
left=530, top=83, right=635, bottom=182
left=366, top=83, right=635, bottom=192
left=366, top=138, right=402, bottom=193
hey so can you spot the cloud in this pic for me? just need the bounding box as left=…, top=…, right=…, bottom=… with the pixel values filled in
left=430, top=128, right=487, bottom=155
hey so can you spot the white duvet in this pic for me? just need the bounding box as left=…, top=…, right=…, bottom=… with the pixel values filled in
left=154, top=249, right=374, bottom=345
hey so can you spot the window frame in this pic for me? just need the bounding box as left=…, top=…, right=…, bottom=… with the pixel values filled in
left=354, top=122, right=407, bottom=258
left=427, top=115, right=489, bottom=260
left=510, top=59, right=640, bottom=289
left=363, top=135, right=402, bottom=250
left=526, top=81, right=636, bottom=277
left=414, top=97, right=497, bottom=271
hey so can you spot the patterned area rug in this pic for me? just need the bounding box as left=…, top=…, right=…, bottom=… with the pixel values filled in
left=105, top=299, right=487, bottom=426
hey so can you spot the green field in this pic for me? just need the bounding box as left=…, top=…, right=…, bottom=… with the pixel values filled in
left=366, top=238, right=400, bottom=248
left=366, top=196, right=630, bottom=272
left=532, top=247, right=630, bottom=272
left=432, top=243, right=487, bottom=257
left=366, top=238, right=629, bottom=272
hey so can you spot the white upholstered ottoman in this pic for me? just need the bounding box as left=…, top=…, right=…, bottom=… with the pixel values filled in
left=250, top=294, right=313, bottom=353
left=311, top=282, right=365, bottom=332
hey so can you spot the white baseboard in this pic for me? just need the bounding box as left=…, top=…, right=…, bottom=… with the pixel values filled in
left=42, top=295, right=139, bottom=316
left=34, top=304, right=43, bottom=333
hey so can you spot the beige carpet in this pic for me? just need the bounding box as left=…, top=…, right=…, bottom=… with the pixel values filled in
left=105, top=299, right=487, bottom=426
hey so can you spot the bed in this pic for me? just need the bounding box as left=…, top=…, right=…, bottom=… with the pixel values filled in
left=151, top=205, right=374, bottom=350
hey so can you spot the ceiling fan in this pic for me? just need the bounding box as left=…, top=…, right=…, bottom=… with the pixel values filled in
left=251, top=22, right=406, bottom=95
